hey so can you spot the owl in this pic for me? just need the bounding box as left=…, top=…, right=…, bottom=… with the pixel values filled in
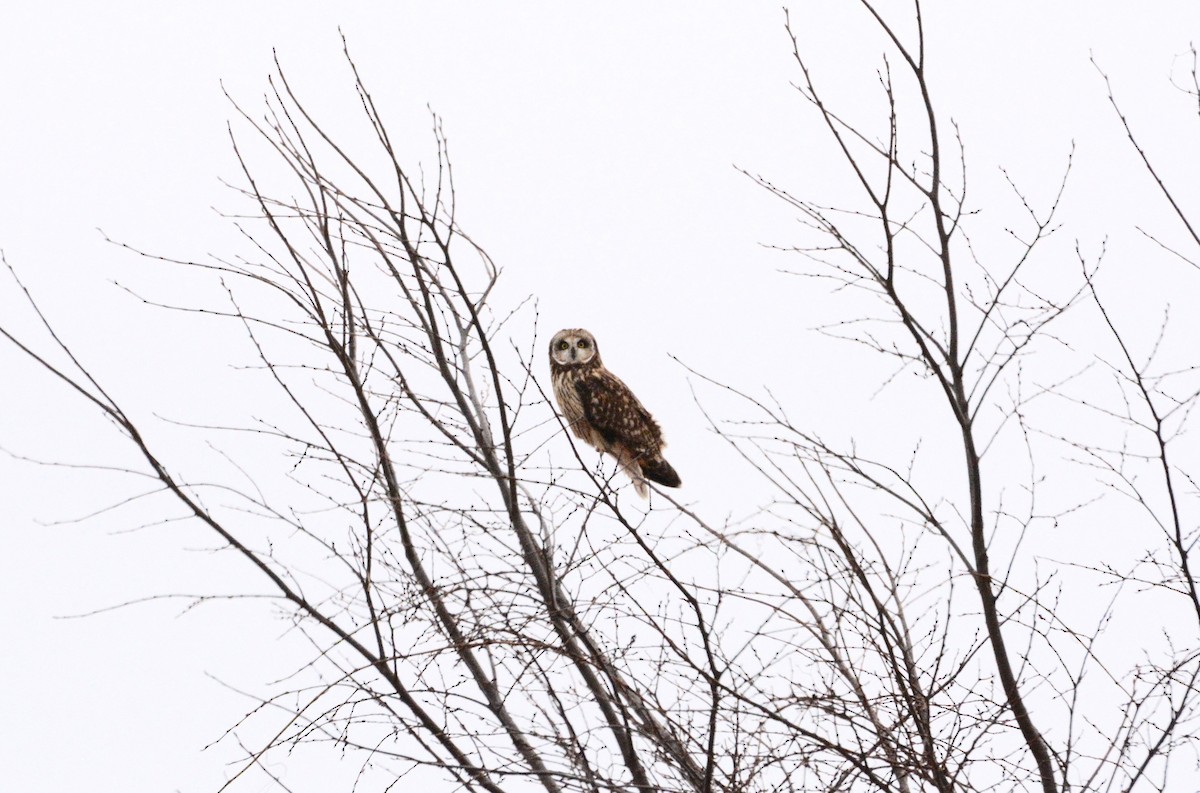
left=549, top=328, right=681, bottom=498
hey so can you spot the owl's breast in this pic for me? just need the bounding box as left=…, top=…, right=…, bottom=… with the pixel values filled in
left=552, top=369, right=604, bottom=450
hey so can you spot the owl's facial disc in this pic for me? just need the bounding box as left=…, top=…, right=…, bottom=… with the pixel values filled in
left=550, top=329, right=598, bottom=366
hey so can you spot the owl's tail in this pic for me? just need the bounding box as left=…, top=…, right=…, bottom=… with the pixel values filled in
left=641, top=456, right=681, bottom=489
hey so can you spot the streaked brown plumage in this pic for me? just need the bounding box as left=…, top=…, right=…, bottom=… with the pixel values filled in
left=549, top=328, right=681, bottom=498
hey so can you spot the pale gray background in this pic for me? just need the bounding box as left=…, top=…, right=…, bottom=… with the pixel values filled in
left=3, top=2, right=1199, bottom=791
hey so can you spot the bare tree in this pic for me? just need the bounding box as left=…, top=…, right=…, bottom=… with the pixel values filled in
left=3, top=5, right=1200, bottom=793
left=694, top=5, right=1200, bottom=793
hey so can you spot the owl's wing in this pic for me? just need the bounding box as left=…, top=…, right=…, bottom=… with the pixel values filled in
left=574, top=370, right=663, bottom=452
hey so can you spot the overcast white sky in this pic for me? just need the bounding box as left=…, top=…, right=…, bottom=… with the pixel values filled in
left=3, top=3, right=1200, bottom=791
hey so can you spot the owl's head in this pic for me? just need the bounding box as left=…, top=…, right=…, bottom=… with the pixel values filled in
left=549, top=328, right=601, bottom=368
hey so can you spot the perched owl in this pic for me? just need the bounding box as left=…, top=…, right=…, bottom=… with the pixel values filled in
left=549, top=328, right=681, bottom=498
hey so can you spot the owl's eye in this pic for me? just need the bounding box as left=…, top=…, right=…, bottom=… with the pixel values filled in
left=577, top=340, right=589, bottom=348
left=557, top=340, right=570, bottom=351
